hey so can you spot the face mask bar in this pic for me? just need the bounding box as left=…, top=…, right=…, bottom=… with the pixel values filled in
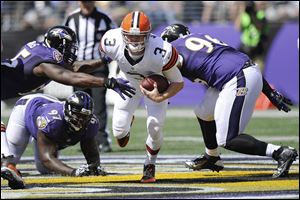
left=122, top=31, right=150, bottom=53
left=65, top=104, right=92, bottom=132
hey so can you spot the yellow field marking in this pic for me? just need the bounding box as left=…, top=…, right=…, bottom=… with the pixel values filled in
left=2, top=180, right=298, bottom=199
left=3, top=170, right=297, bottom=185
left=2, top=170, right=298, bottom=199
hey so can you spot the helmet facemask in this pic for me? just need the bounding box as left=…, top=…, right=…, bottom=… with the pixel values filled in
left=64, top=104, right=92, bottom=132
left=64, top=91, right=94, bottom=132
left=62, top=39, right=78, bottom=65
left=122, top=31, right=150, bottom=55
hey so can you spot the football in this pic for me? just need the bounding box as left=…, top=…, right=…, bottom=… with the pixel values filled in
left=141, top=74, right=170, bottom=93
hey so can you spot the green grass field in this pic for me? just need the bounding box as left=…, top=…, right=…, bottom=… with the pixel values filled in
left=1, top=108, right=299, bottom=199
left=7, top=110, right=297, bottom=158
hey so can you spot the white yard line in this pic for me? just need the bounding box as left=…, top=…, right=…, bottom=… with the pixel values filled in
left=164, top=136, right=299, bottom=142
left=1, top=106, right=299, bottom=118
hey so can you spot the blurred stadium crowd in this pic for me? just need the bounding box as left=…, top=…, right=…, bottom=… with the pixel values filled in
left=1, top=1, right=299, bottom=31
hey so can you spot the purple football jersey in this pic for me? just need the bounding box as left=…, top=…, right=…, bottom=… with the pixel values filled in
left=24, top=96, right=99, bottom=150
left=171, top=33, right=249, bottom=90
left=1, top=41, right=66, bottom=100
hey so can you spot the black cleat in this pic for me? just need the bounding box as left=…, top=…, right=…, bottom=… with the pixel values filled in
left=272, top=146, right=298, bottom=178
left=184, top=153, right=224, bottom=172
left=141, top=164, right=156, bottom=183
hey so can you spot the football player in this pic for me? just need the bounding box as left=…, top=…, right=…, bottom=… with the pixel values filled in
left=161, top=24, right=297, bottom=178
left=1, top=25, right=135, bottom=189
left=100, top=11, right=184, bottom=183
left=1, top=91, right=107, bottom=189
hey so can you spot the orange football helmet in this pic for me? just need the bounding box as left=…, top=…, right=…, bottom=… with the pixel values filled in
left=121, top=11, right=151, bottom=54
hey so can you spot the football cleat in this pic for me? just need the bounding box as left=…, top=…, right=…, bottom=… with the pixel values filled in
left=272, top=146, right=298, bottom=178
left=141, top=164, right=156, bottom=183
left=184, top=154, right=224, bottom=172
left=1, top=164, right=25, bottom=189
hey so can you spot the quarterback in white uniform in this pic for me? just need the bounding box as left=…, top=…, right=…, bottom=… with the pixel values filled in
left=100, top=11, right=184, bottom=183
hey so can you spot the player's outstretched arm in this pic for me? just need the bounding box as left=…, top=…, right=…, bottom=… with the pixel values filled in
left=36, top=63, right=135, bottom=99
left=72, top=59, right=106, bottom=73
left=262, top=77, right=293, bottom=112
left=104, top=77, right=136, bottom=100
left=80, top=138, right=107, bottom=176
left=37, top=131, right=74, bottom=176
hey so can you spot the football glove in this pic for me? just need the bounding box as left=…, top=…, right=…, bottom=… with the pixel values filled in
left=71, top=164, right=107, bottom=177
left=268, top=90, right=293, bottom=112
left=71, top=164, right=90, bottom=177
left=104, top=77, right=136, bottom=100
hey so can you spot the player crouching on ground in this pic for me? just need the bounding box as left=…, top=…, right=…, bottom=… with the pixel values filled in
left=1, top=92, right=106, bottom=189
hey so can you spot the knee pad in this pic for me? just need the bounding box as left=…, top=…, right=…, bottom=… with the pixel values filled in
left=194, top=105, right=214, bottom=121
left=147, top=117, right=161, bottom=140
left=112, top=114, right=133, bottom=139
left=112, top=127, right=128, bottom=139
left=146, top=117, right=163, bottom=150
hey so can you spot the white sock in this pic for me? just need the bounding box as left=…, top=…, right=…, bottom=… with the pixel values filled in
left=205, top=148, right=219, bottom=157
left=1, top=131, right=13, bottom=158
left=266, top=143, right=281, bottom=157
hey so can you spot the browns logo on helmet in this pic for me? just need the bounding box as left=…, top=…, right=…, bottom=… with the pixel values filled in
left=121, top=11, right=151, bottom=55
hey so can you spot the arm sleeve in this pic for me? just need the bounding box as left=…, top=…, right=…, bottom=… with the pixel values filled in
left=163, top=64, right=183, bottom=83
left=162, top=46, right=179, bottom=71
left=262, top=77, right=274, bottom=97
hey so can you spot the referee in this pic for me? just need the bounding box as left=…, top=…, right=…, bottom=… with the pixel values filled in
left=65, top=1, right=116, bottom=152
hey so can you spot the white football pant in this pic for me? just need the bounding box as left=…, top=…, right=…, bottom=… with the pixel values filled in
left=194, top=64, right=262, bottom=147
left=112, top=77, right=167, bottom=156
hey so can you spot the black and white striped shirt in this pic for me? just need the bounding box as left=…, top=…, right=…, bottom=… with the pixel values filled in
left=65, top=8, right=116, bottom=61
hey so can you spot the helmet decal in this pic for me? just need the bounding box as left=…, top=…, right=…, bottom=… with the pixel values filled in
left=44, top=25, right=78, bottom=65
left=53, top=50, right=63, bottom=63
left=64, top=91, right=94, bottom=132
left=161, top=24, right=190, bottom=43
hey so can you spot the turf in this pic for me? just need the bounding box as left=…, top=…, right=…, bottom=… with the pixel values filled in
left=16, top=114, right=298, bottom=157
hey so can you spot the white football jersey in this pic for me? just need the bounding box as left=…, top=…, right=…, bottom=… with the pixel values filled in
left=100, top=28, right=179, bottom=81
